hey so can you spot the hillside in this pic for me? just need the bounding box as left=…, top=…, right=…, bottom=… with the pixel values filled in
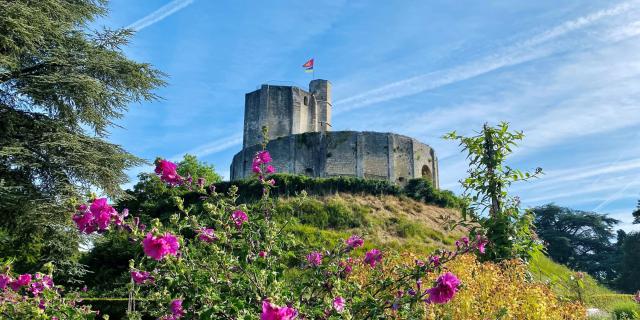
left=276, top=192, right=632, bottom=313
left=275, top=193, right=466, bottom=253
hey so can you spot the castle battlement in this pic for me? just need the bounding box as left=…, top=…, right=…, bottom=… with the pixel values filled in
left=231, top=80, right=439, bottom=188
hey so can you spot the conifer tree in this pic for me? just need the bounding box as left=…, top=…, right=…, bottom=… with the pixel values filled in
left=0, top=0, right=165, bottom=281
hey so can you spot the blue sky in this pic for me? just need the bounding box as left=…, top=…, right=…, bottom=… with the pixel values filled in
left=98, top=0, right=640, bottom=231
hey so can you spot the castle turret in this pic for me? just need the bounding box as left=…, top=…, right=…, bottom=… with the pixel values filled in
left=232, top=79, right=439, bottom=188
left=309, top=79, right=332, bottom=132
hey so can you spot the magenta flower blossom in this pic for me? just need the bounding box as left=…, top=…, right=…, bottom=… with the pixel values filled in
left=197, top=227, right=217, bottom=243
left=258, top=251, right=267, bottom=258
left=333, top=296, right=345, bottom=313
left=142, top=232, right=180, bottom=261
left=29, top=274, right=54, bottom=296
left=155, top=159, right=183, bottom=186
left=339, top=258, right=354, bottom=275
left=9, top=274, right=31, bottom=291
left=252, top=164, right=262, bottom=174
left=0, top=274, right=10, bottom=290
left=231, top=210, right=248, bottom=228
left=261, top=300, right=297, bottom=320
left=425, top=272, right=460, bottom=304
left=306, top=251, right=323, bottom=267
left=171, top=299, right=185, bottom=318
left=429, top=255, right=441, bottom=267
left=257, top=151, right=272, bottom=164
left=72, top=198, right=121, bottom=234
left=364, top=249, right=383, bottom=268
left=265, top=165, right=275, bottom=174
left=476, top=235, right=489, bottom=254
left=196, top=177, right=206, bottom=188
left=634, top=291, right=640, bottom=303
left=345, top=235, right=364, bottom=249
left=131, top=271, right=152, bottom=284
left=72, top=211, right=95, bottom=234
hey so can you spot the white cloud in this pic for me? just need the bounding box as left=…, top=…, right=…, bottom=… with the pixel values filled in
left=127, top=0, right=195, bottom=31
left=332, top=1, right=639, bottom=113
left=171, top=133, right=242, bottom=161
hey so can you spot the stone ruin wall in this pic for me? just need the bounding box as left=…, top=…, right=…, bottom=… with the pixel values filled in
left=231, top=131, right=439, bottom=188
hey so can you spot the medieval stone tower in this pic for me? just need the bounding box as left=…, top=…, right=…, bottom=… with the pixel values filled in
left=231, top=80, right=439, bottom=188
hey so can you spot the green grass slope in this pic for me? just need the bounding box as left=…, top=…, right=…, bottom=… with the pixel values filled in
left=276, top=192, right=634, bottom=312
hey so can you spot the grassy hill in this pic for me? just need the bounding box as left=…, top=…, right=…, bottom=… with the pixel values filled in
left=273, top=192, right=634, bottom=314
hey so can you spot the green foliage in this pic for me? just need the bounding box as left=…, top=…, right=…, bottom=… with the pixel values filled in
left=214, top=173, right=402, bottom=201
left=177, top=154, right=222, bottom=184
left=444, top=122, right=543, bottom=261
left=404, top=178, right=467, bottom=210
left=632, top=200, right=640, bottom=225
left=612, top=301, right=640, bottom=319
left=616, top=232, right=640, bottom=293
left=0, top=0, right=163, bottom=281
left=532, top=204, right=620, bottom=284
left=214, top=174, right=465, bottom=211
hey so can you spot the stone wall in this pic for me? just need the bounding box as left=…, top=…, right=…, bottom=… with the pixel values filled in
left=231, top=131, right=439, bottom=188
left=242, top=81, right=331, bottom=149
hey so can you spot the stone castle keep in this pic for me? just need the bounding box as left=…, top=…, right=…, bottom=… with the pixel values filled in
left=230, top=80, right=439, bottom=187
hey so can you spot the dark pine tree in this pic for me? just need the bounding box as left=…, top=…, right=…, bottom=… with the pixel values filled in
left=0, top=0, right=165, bottom=282
left=532, top=204, right=619, bottom=284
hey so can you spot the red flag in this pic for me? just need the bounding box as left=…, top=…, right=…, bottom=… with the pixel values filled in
left=302, top=58, right=314, bottom=69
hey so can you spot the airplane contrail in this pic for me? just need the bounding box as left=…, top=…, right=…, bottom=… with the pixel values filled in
left=333, top=1, right=639, bottom=113
left=127, top=0, right=195, bottom=31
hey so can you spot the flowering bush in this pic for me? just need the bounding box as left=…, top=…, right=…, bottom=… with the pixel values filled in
left=0, top=264, right=96, bottom=319
left=65, top=154, right=486, bottom=319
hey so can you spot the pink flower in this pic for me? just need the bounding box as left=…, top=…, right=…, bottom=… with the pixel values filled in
left=265, top=165, right=275, bottom=174
left=345, top=235, right=364, bottom=249
left=155, top=159, right=183, bottom=186
left=29, top=274, right=54, bottom=296
left=142, top=232, right=180, bottom=261
left=261, top=300, right=297, bottom=320
left=131, top=271, right=152, bottom=284
left=476, top=235, right=489, bottom=254
left=72, top=211, right=96, bottom=234
left=197, top=227, right=217, bottom=243
left=171, top=299, right=185, bottom=318
left=252, top=164, right=262, bottom=174
left=231, top=210, right=248, bottom=228
left=196, top=177, right=206, bottom=188
left=9, top=274, right=31, bottom=291
left=429, top=255, right=441, bottom=267
left=72, top=198, right=120, bottom=234
left=364, top=249, right=383, bottom=268
left=333, top=296, right=345, bottom=313
left=425, top=272, right=460, bottom=304
left=258, top=251, right=267, bottom=258
left=0, top=274, right=11, bottom=290
left=257, top=151, right=272, bottom=164
left=339, top=258, right=353, bottom=275
left=306, top=251, right=323, bottom=267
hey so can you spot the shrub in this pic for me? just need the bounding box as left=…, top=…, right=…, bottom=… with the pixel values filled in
left=404, top=178, right=467, bottom=210
left=417, top=254, right=586, bottom=319
left=213, top=174, right=402, bottom=202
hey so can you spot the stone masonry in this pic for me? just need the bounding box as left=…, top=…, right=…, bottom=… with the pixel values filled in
left=231, top=80, right=439, bottom=187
